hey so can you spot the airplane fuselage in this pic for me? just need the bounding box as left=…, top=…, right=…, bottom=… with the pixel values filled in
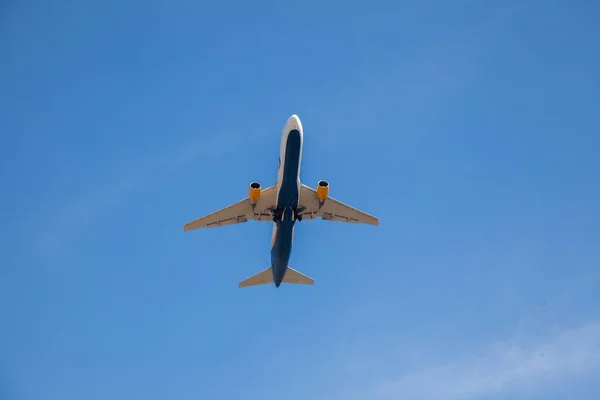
left=270, top=115, right=303, bottom=287
left=183, top=113, right=379, bottom=288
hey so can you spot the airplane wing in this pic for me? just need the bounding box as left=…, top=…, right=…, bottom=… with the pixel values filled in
left=298, top=184, right=379, bottom=226
left=184, top=185, right=277, bottom=231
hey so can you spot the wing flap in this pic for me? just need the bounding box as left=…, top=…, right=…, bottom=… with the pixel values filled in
left=184, top=184, right=278, bottom=231
left=319, top=198, right=379, bottom=225
left=298, top=184, right=379, bottom=226
left=184, top=198, right=251, bottom=231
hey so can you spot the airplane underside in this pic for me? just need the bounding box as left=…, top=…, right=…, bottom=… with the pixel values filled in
left=182, top=114, right=379, bottom=288
left=269, top=206, right=305, bottom=222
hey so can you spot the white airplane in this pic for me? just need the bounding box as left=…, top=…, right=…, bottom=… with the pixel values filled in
left=184, top=114, right=379, bottom=288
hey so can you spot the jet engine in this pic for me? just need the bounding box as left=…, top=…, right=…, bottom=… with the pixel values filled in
left=316, top=180, right=329, bottom=203
left=249, top=182, right=261, bottom=205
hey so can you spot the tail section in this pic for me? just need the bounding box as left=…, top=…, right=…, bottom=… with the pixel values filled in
left=282, top=267, right=314, bottom=285
left=238, top=267, right=273, bottom=288
left=238, top=266, right=314, bottom=288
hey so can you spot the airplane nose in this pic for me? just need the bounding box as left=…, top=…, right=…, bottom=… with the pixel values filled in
left=286, top=114, right=302, bottom=132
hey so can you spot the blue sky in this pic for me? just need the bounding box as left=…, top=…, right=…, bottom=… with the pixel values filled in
left=1, top=0, right=600, bottom=399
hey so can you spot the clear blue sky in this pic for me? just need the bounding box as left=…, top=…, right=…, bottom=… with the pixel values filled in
left=2, top=1, right=600, bottom=399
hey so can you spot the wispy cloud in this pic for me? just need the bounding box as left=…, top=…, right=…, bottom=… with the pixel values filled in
left=342, top=322, right=600, bottom=400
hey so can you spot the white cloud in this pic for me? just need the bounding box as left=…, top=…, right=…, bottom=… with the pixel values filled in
left=342, top=322, right=600, bottom=400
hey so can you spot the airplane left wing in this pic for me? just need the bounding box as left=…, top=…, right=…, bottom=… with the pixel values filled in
left=184, top=185, right=277, bottom=231
left=299, top=184, right=379, bottom=226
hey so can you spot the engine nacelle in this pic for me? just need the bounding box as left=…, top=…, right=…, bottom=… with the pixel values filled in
left=316, top=180, right=329, bottom=202
left=249, top=181, right=261, bottom=205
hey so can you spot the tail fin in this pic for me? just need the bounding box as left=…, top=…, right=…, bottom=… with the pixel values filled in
left=238, top=266, right=314, bottom=288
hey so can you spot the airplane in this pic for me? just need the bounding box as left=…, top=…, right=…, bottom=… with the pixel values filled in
left=183, top=114, right=379, bottom=288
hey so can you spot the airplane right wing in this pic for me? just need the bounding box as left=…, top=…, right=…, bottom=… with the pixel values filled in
left=299, top=184, right=379, bottom=226
left=184, top=184, right=277, bottom=231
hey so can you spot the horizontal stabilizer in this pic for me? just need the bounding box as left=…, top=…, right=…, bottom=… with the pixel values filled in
left=238, top=267, right=314, bottom=288
left=238, top=267, right=273, bottom=288
left=282, top=267, right=314, bottom=285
